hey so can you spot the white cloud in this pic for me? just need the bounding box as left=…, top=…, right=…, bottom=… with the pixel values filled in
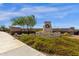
left=21, top=6, right=59, bottom=13
left=0, top=3, right=4, bottom=6
left=0, top=6, right=58, bottom=21
left=0, top=4, right=78, bottom=21
left=0, top=11, right=20, bottom=21
left=54, top=13, right=68, bottom=19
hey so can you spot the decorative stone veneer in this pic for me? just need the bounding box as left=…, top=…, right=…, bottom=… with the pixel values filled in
left=36, top=21, right=61, bottom=38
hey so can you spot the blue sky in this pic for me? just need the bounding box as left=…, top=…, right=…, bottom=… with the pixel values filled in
left=0, top=3, right=79, bottom=29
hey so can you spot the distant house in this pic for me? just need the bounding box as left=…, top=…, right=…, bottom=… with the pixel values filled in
left=9, top=26, right=79, bottom=35
left=53, top=27, right=79, bottom=35
left=10, top=27, right=22, bottom=32
left=9, top=27, right=36, bottom=35
left=53, top=27, right=75, bottom=35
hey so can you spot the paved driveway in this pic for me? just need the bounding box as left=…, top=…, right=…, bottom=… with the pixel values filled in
left=0, top=31, right=45, bottom=56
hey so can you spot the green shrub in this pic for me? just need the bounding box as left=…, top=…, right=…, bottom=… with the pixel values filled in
left=18, top=34, right=79, bottom=56
left=63, top=32, right=71, bottom=36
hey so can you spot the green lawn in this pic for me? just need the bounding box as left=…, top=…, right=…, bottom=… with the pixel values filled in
left=17, top=34, right=79, bottom=56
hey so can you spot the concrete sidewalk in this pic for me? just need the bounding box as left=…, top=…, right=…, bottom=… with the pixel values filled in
left=0, top=31, right=45, bottom=56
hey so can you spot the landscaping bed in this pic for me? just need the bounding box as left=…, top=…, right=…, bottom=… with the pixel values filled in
left=17, top=34, right=79, bottom=56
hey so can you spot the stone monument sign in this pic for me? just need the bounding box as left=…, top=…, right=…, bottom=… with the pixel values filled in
left=36, top=21, right=61, bottom=38
left=43, top=21, right=52, bottom=33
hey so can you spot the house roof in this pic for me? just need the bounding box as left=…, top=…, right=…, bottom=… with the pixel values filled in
left=9, top=27, right=79, bottom=32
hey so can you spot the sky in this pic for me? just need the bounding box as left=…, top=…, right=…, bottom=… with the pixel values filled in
left=0, top=3, right=79, bottom=29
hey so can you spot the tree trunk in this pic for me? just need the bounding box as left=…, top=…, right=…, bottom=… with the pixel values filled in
left=22, top=26, right=25, bottom=31
left=27, top=25, right=29, bottom=34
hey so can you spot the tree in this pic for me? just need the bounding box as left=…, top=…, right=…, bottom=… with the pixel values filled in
left=28, top=15, right=36, bottom=29
left=11, top=17, right=26, bottom=29
left=11, top=15, right=36, bottom=34
left=0, top=25, right=5, bottom=31
left=0, top=25, right=8, bottom=31
left=24, top=15, right=36, bottom=30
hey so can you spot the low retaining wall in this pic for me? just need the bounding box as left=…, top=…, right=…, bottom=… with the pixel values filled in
left=36, top=32, right=61, bottom=38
